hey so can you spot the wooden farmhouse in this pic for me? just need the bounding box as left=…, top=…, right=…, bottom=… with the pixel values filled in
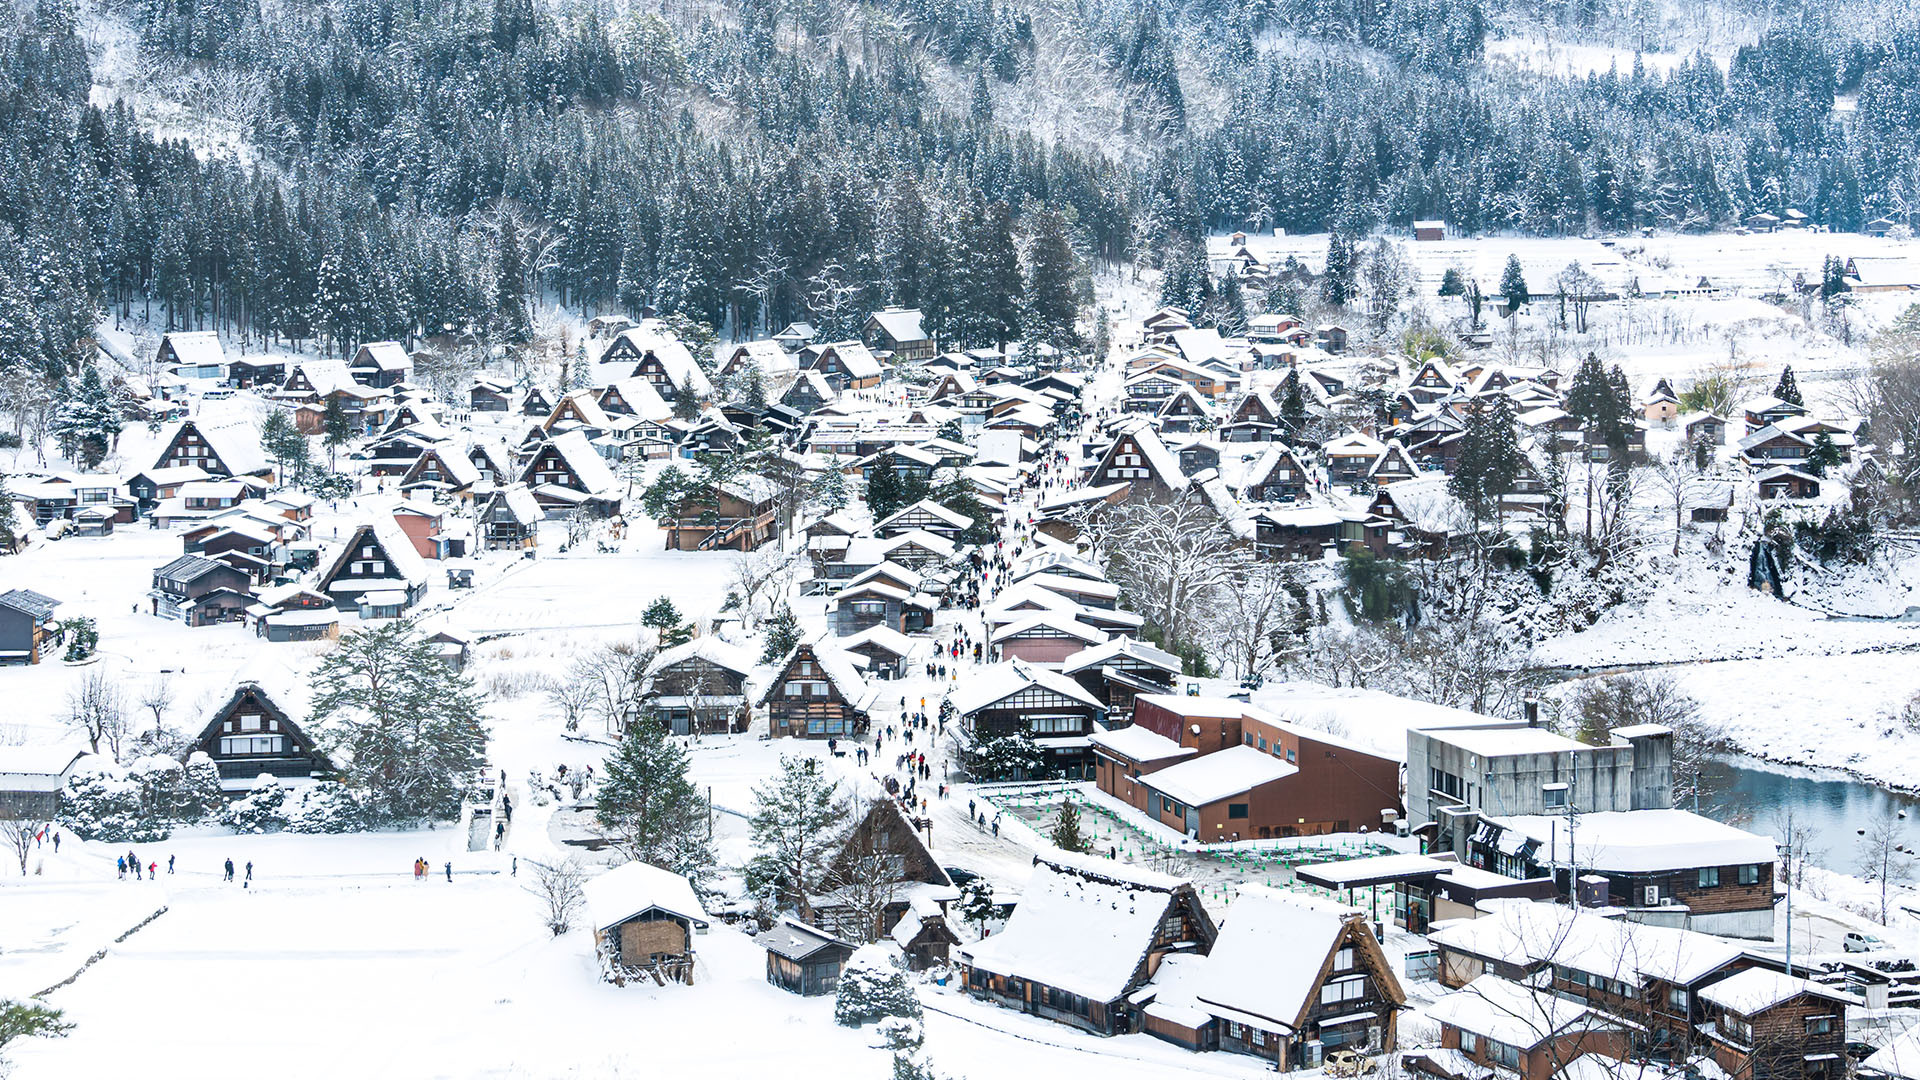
left=149, top=554, right=252, bottom=625
left=582, top=862, right=710, bottom=986
left=313, top=519, right=429, bottom=612
left=0, top=589, right=60, bottom=665
left=189, top=682, right=334, bottom=792
left=1060, top=637, right=1182, bottom=723
left=519, top=430, right=621, bottom=517
left=152, top=420, right=273, bottom=481
left=863, top=307, right=936, bottom=364
left=953, top=661, right=1106, bottom=780
left=1087, top=421, right=1187, bottom=498
left=801, top=341, right=884, bottom=390
left=478, top=485, right=541, bottom=550
left=632, top=637, right=759, bottom=736
left=600, top=328, right=712, bottom=402
left=661, top=477, right=780, bottom=552
left=1140, top=889, right=1406, bottom=1066
left=958, top=852, right=1217, bottom=1036
left=760, top=641, right=875, bottom=739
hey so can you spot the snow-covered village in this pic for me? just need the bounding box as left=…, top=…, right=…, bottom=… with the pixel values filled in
left=16, top=0, right=1920, bottom=1077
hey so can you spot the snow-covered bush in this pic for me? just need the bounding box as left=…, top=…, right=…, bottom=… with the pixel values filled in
left=835, top=945, right=921, bottom=1028
left=876, top=1016, right=923, bottom=1051
left=220, top=775, right=288, bottom=833
left=177, top=753, right=226, bottom=821
left=282, top=782, right=367, bottom=833
left=59, top=770, right=170, bottom=842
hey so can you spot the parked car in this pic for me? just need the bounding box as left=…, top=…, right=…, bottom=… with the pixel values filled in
left=1845, top=931, right=1886, bottom=953
left=942, top=866, right=980, bottom=887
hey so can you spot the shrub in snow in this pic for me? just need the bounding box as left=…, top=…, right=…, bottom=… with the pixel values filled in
left=221, top=775, right=288, bottom=833
left=282, top=783, right=367, bottom=833
left=129, top=755, right=186, bottom=818
left=876, top=1016, right=923, bottom=1051
left=59, top=770, right=169, bottom=842
left=835, top=945, right=921, bottom=1028
left=177, top=752, right=226, bottom=821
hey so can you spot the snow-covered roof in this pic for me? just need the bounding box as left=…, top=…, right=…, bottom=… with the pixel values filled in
left=1481, top=809, right=1777, bottom=874
left=601, top=378, right=672, bottom=422
left=354, top=341, right=411, bottom=372
left=1294, top=853, right=1458, bottom=889
left=650, top=635, right=758, bottom=679
left=1087, top=724, right=1197, bottom=764
left=407, top=446, right=482, bottom=490
left=1189, top=887, right=1367, bottom=1035
left=809, top=341, right=884, bottom=380
left=835, top=624, right=927, bottom=660
left=1060, top=637, right=1182, bottom=677
left=1429, top=725, right=1587, bottom=757
left=1864, top=1026, right=1920, bottom=1079
left=989, top=610, right=1108, bottom=646
left=1698, top=967, right=1846, bottom=1016
left=759, top=918, right=853, bottom=962
left=1429, top=899, right=1744, bottom=988
left=866, top=308, right=928, bottom=344
left=960, top=853, right=1193, bottom=1002
left=949, top=660, right=1103, bottom=717
left=162, top=331, right=225, bottom=368
left=0, top=745, right=89, bottom=789
left=536, top=430, right=620, bottom=496
left=877, top=499, right=971, bottom=532
left=1137, top=746, right=1296, bottom=806
left=607, top=326, right=712, bottom=397
left=1428, top=975, right=1614, bottom=1049
left=582, top=862, right=709, bottom=934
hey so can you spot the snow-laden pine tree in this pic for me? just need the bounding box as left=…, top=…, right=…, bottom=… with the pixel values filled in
left=834, top=945, right=922, bottom=1027
left=308, top=619, right=489, bottom=823
left=760, top=603, right=801, bottom=665
left=595, top=712, right=713, bottom=883
left=748, top=756, right=846, bottom=919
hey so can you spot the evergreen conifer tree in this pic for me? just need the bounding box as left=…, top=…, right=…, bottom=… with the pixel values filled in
left=760, top=604, right=801, bottom=664
left=748, top=756, right=845, bottom=918
left=1774, top=366, right=1803, bottom=406
left=595, top=713, right=713, bottom=882
left=1320, top=235, right=1355, bottom=307
left=1500, top=255, right=1529, bottom=314
left=1049, top=799, right=1086, bottom=852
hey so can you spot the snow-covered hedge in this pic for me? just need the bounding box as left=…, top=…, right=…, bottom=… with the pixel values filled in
left=59, top=770, right=170, bottom=842
left=834, top=945, right=921, bottom=1028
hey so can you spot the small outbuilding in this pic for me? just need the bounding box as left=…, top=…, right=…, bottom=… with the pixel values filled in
left=583, top=862, right=710, bottom=986
left=761, top=919, right=857, bottom=996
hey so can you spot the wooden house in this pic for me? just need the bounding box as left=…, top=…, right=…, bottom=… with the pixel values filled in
left=813, top=799, right=956, bottom=941
left=633, top=637, right=758, bottom=736
left=0, top=589, right=60, bottom=665
left=225, top=356, right=286, bottom=389
left=582, top=863, right=710, bottom=985
left=1141, top=889, right=1405, bottom=1067
left=1061, top=637, right=1182, bottom=722
left=782, top=370, right=836, bottom=414
left=313, top=520, right=429, bottom=611
left=661, top=476, right=779, bottom=552
left=477, top=484, right=541, bottom=550
left=989, top=611, right=1107, bottom=664
left=1756, top=467, right=1821, bottom=500
left=1245, top=445, right=1311, bottom=502
left=149, top=554, right=252, bottom=625
left=1087, top=420, right=1188, bottom=497
left=600, top=328, right=712, bottom=402
left=125, top=465, right=212, bottom=513
left=863, top=308, right=935, bottom=364
left=801, top=341, right=884, bottom=391
left=157, top=330, right=227, bottom=379
left=760, top=641, right=874, bottom=739
left=349, top=341, right=412, bottom=388
left=835, top=624, right=925, bottom=680
left=829, top=581, right=935, bottom=637
left=1156, top=387, right=1212, bottom=433
left=875, top=499, right=972, bottom=541
left=250, top=585, right=340, bottom=643
left=152, top=420, right=273, bottom=481
left=1224, top=390, right=1282, bottom=442
left=762, top=920, right=857, bottom=996
left=1700, top=969, right=1848, bottom=1080
left=1323, top=432, right=1388, bottom=486
left=1410, top=975, right=1630, bottom=1080
left=0, top=746, right=87, bottom=817
left=190, top=682, right=333, bottom=791
left=399, top=445, right=483, bottom=498
left=954, top=661, right=1105, bottom=780
left=543, top=389, right=615, bottom=439
left=519, top=386, right=552, bottom=417
left=958, top=853, right=1217, bottom=1036
left=520, top=431, right=621, bottom=517
left=468, top=375, right=513, bottom=412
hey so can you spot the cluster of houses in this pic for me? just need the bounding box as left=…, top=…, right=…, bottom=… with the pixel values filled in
left=1030, top=308, right=1867, bottom=563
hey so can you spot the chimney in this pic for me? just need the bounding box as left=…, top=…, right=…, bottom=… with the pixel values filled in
left=1524, top=694, right=1540, bottom=727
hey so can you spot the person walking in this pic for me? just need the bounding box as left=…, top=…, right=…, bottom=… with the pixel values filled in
left=245, top=861, right=253, bottom=882
left=223, top=858, right=235, bottom=882
left=167, top=854, right=175, bottom=874
left=51, top=831, right=59, bottom=854
left=148, top=861, right=157, bottom=879
left=444, top=861, right=453, bottom=883
left=116, top=856, right=126, bottom=879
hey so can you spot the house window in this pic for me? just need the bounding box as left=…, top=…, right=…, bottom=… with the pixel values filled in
left=1458, top=1031, right=1479, bottom=1056
left=1668, top=987, right=1688, bottom=1011
left=1698, top=867, right=1721, bottom=888
left=1228, top=803, right=1249, bottom=819
left=1718, top=1014, right=1752, bottom=1043
left=239, top=714, right=262, bottom=732
left=1286, top=748, right=1296, bottom=763
left=1806, top=1016, right=1833, bottom=1036
left=1320, top=977, right=1367, bottom=1005
left=1335, top=947, right=1355, bottom=971
left=1487, top=1040, right=1520, bottom=1070
left=1738, top=864, right=1760, bottom=885
left=1543, top=786, right=1568, bottom=809
left=1257, top=736, right=1268, bottom=751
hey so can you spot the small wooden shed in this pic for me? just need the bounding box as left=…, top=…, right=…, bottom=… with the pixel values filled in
left=761, top=919, right=857, bottom=996
left=583, top=863, right=710, bottom=986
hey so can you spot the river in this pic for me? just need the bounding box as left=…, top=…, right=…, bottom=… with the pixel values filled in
left=1699, top=752, right=1920, bottom=871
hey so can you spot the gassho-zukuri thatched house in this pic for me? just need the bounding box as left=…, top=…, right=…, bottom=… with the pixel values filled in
left=583, top=862, right=710, bottom=986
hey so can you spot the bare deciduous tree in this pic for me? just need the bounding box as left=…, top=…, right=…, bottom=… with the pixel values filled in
left=1090, top=490, right=1246, bottom=652
left=544, top=667, right=599, bottom=733
left=0, top=809, right=43, bottom=876
left=1567, top=671, right=1712, bottom=806
left=1858, top=811, right=1911, bottom=926
left=729, top=546, right=796, bottom=632
left=65, top=671, right=129, bottom=760
left=1204, top=562, right=1301, bottom=682
left=524, top=857, right=589, bottom=936
left=139, top=676, right=174, bottom=734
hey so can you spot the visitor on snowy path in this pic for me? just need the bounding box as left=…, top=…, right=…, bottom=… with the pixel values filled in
left=52, top=832, right=58, bottom=853
left=148, top=861, right=156, bottom=878
left=445, top=861, right=453, bottom=882
left=168, top=854, right=175, bottom=874
left=992, top=818, right=1000, bottom=837
left=245, top=861, right=253, bottom=882
left=116, top=856, right=126, bottom=879
left=223, top=858, right=235, bottom=882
